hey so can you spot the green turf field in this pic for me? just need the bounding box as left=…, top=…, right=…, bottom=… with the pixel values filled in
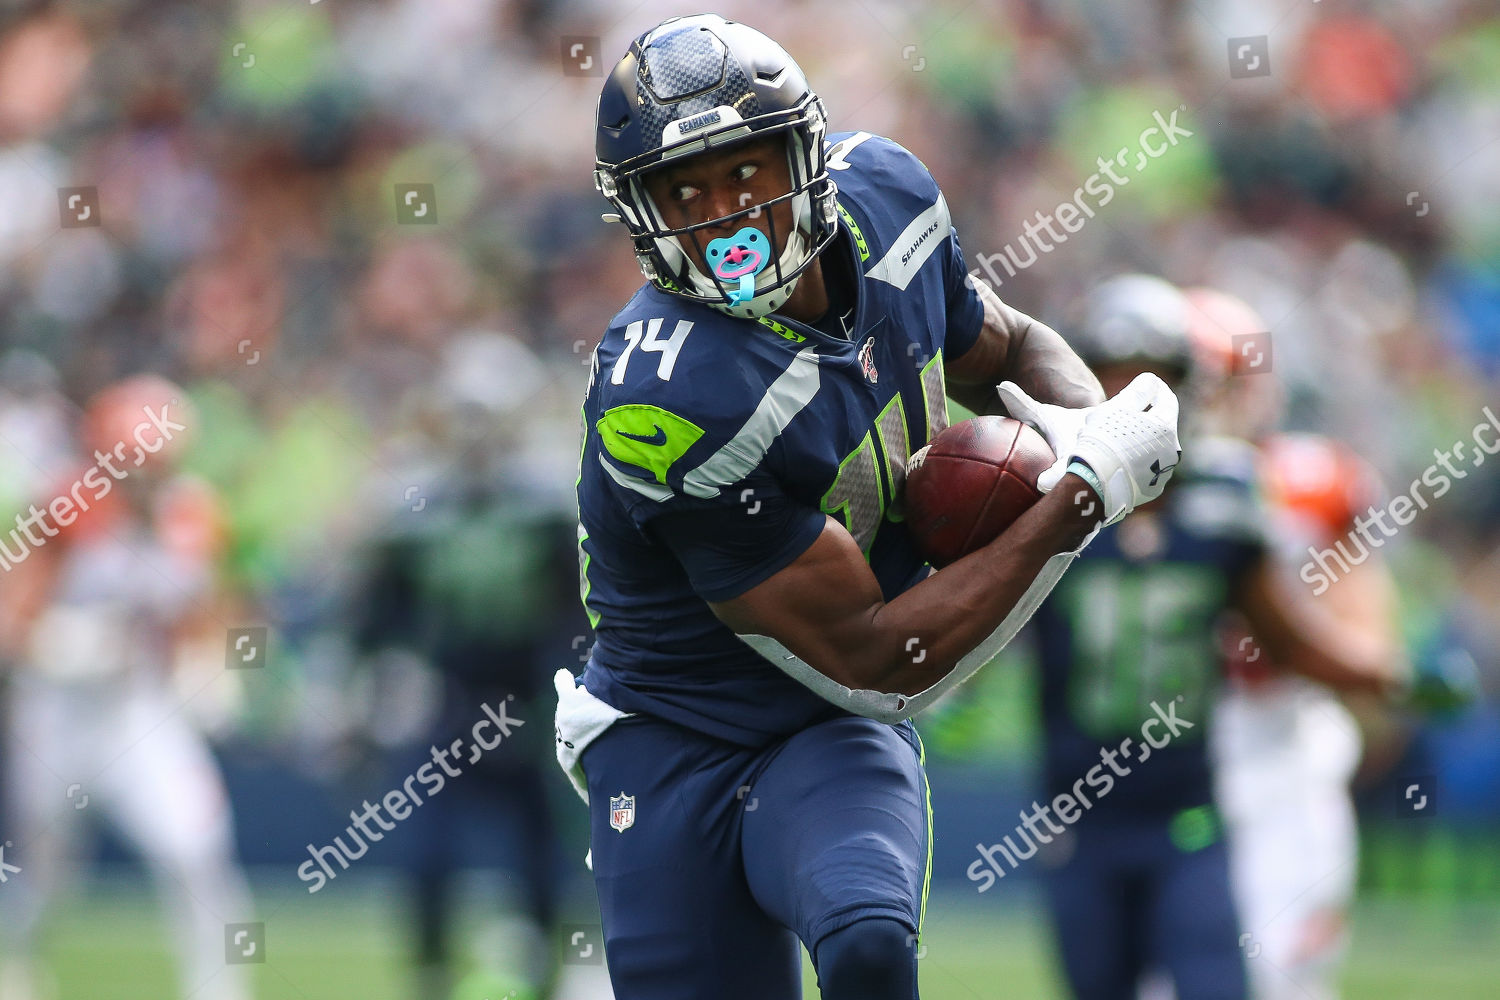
left=811, top=894, right=1500, bottom=999
left=19, top=877, right=1499, bottom=999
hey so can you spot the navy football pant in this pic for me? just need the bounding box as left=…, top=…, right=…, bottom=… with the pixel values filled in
left=581, top=712, right=931, bottom=999
left=1044, top=814, right=1247, bottom=1000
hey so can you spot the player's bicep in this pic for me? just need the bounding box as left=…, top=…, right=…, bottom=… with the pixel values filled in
left=708, top=516, right=886, bottom=688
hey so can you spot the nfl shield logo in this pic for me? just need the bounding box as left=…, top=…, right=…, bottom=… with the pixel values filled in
left=609, top=792, right=635, bottom=832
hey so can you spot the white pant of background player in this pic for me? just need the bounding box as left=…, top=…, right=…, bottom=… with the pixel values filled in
left=1213, top=678, right=1362, bottom=1000
left=1, top=629, right=252, bottom=1000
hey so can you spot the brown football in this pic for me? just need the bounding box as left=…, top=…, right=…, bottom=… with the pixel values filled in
left=902, top=415, right=1056, bottom=568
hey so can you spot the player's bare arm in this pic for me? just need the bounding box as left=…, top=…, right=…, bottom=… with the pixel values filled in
left=711, top=471, right=1103, bottom=695
left=945, top=278, right=1105, bottom=413
left=713, top=363, right=1181, bottom=699
left=1234, top=554, right=1403, bottom=696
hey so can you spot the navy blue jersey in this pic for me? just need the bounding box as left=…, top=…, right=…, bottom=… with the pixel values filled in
left=1031, top=438, right=1269, bottom=817
left=575, top=132, right=985, bottom=746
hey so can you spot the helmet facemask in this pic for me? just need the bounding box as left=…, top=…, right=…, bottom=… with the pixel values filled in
left=597, top=97, right=838, bottom=320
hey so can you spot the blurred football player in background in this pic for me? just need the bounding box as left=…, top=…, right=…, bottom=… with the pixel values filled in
left=1025, top=275, right=1402, bottom=1000
left=1188, top=288, right=1404, bottom=1000
left=345, top=332, right=579, bottom=1000
left=0, top=373, right=252, bottom=1000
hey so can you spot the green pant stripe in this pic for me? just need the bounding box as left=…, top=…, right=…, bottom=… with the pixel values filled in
left=915, top=726, right=933, bottom=938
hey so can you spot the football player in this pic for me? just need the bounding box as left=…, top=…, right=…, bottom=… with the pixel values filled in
left=0, top=375, right=253, bottom=1000
left=1025, top=275, right=1401, bottom=1000
left=1190, top=287, right=1404, bottom=1000
left=557, top=15, right=1183, bottom=999
left=1214, top=433, right=1399, bottom=1000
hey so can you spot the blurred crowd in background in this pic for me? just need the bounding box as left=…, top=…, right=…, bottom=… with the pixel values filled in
left=0, top=0, right=1496, bottom=997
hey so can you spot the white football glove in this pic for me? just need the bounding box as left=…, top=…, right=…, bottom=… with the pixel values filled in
left=994, top=381, right=1086, bottom=492
left=998, top=374, right=1182, bottom=524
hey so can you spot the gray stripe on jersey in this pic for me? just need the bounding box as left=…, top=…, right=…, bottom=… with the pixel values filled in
left=599, top=452, right=674, bottom=502
left=922, top=353, right=949, bottom=440
left=681, top=346, right=821, bottom=498
left=865, top=193, right=950, bottom=291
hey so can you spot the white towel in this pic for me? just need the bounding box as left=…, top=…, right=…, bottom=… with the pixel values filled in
left=553, top=668, right=631, bottom=806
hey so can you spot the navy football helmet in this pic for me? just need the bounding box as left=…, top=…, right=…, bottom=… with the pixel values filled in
left=594, top=15, right=838, bottom=319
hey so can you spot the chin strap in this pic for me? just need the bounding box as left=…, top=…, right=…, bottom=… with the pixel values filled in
left=739, top=532, right=1096, bottom=724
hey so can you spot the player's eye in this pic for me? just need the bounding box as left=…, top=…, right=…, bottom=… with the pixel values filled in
left=732, top=163, right=758, bottom=182
left=671, top=183, right=700, bottom=202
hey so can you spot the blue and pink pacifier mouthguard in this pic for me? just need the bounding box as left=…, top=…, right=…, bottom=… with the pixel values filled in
left=705, top=227, right=771, bottom=306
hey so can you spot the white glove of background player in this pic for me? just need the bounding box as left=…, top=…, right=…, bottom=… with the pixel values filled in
left=998, top=373, right=1181, bottom=524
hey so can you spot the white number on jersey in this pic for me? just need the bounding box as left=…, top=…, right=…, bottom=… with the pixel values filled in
left=611, top=318, right=693, bottom=385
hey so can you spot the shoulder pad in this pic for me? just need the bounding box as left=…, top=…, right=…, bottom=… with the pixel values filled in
left=1173, top=434, right=1268, bottom=541
left=592, top=292, right=821, bottom=502
left=825, top=131, right=941, bottom=202
left=824, top=132, right=952, bottom=290
left=1181, top=434, right=1261, bottom=489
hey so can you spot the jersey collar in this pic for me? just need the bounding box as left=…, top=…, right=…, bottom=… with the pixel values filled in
left=764, top=204, right=868, bottom=347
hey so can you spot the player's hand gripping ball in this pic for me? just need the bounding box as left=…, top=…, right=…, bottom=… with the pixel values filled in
left=903, top=416, right=1055, bottom=567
